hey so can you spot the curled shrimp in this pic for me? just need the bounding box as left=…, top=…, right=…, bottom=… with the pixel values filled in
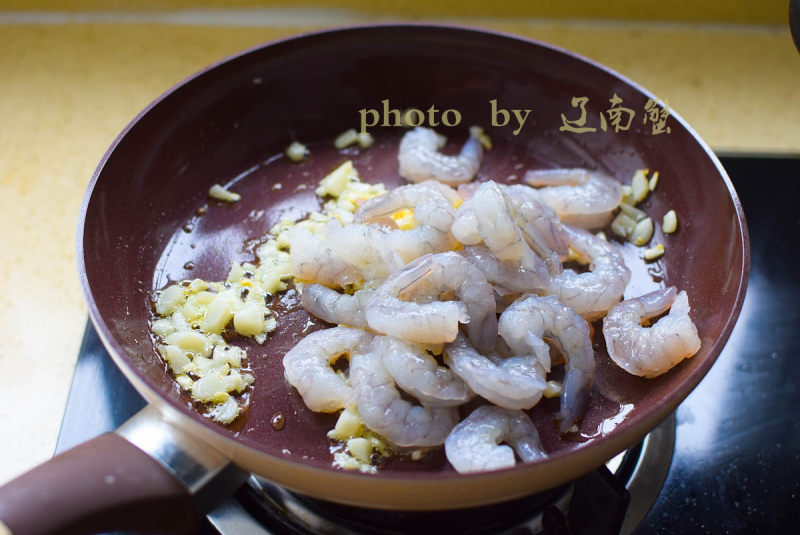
left=355, top=182, right=459, bottom=263
left=398, top=127, right=482, bottom=185
left=547, top=225, right=631, bottom=321
left=499, top=294, right=595, bottom=434
left=375, top=335, right=472, bottom=407
left=456, top=181, right=550, bottom=280
left=366, top=251, right=497, bottom=353
left=287, top=227, right=361, bottom=288
left=444, top=405, right=546, bottom=474
left=462, top=245, right=549, bottom=297
left=282, top=327, right=373, bottom=412
left=350, top=350, right=459, bottom=447
left=445, top=334, right=546, bottom=410
left=603, top=287, right=701, bottom=378
left=524, top=168, right=623, bottom=229
left=454, top=183, right=566, bottom=276
left=301, top=284, right=372, bottom=329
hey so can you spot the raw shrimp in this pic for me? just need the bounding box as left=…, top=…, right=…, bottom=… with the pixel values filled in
left=287, top=227, right=360, bottom=288
left=282, top=327, right=373, bottom=412
left=355, top=182, right=459, bottom=263
left=445, top=334, right=546, bottom=410
left=325, top=219, right=403, bottom=283
left=350, top=350, right=459, bottom=447
left=603, top=287, right=701, bottom=378
left=445, top=405, right=546, bottom=474
left=503, top=184, right=569, bottom=273
left=375, top=335, right=472, bottom=406
left=301, top=284, right=372, bottom=329
left=398, top=127, right=482, bottom=185
left=454, top=184, right=566, bottom=276
left=461, top=245, right=549, bottom=297
left=450, top=198, right=481, bottom=245
left=366, top=252, right=497, bottom=352
left=524, top=168, right=623, bottom=229
left=498, top=294, right=594, bottom=433
left=457, top=181, right=550, bottom=281
left=547, top=225, right=631, bottom=321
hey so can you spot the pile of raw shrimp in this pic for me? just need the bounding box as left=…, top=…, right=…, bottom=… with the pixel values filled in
left=282, top=126, right=701, bottom=474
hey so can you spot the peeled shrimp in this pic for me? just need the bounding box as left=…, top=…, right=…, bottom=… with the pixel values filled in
left=445, top=405, right=546, bottom=474
left=375, top=335, right=472, bottom=407
left=461, top=245, right=549, bottom=297
left=524, top=168, right=623, bottom=229
left=355, top=182, right=459, bottom=263
left=499, top=294, right=594, bottom=433
left=503, top=184, right=569, bottom=273
left=282, top=327, right=373, bottom=412
left=325, top=219, right=403, bottom=283
left=454, top=183, right=566, bottom=276
left=366, top=252, right=497, bottom=352
left=350, top=350, right=459, bottom=447
left=301, top=284, right=372, bottom=329
left=456, top=182, right=550, bottom=283
left=547, top=225, right=631, bottom=321
left=287, top=227, right=360, bottom=288
left=398, top=127, right=482, bottom=185
left=445, top=334, right=546, bottom=410
left=603, top=287, right=701, bottom=378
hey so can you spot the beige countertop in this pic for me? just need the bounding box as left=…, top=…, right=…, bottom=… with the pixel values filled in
left=0, top=10, right=798, bottom=486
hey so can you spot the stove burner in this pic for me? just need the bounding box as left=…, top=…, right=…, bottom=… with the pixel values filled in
left=205, top=414, right=675, bottom=535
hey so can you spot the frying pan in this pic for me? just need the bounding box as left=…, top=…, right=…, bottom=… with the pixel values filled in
left=0, top=24, right=748, bottom=535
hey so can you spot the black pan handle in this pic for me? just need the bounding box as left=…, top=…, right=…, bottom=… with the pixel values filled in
left=791, top=0, right=800, bottom=54
left=0, top=406, right=245, bottom=534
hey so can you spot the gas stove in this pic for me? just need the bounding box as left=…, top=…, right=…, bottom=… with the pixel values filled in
left=56, top=156, right=800, bottom=534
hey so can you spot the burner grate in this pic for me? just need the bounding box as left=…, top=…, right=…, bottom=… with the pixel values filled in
left=206, top=414, right=674, bottom=535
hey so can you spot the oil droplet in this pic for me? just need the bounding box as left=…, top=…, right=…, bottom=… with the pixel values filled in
left=183, top=261, right=195, bottom=270
left=182, top=223, right=194, bottom=233
left=271, top=413, right=286, bottom=431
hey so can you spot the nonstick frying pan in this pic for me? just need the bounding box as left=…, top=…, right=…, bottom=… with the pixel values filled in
left=0, top=24, right=749, bottom=535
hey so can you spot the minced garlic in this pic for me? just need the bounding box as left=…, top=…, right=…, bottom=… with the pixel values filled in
left=286, top=141, right=309, bottom=162
left=208, top=184, right=241, bottom=203
left=663, top=210, right=678, bottom=234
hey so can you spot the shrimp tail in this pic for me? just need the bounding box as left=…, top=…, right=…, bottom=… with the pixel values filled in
left=556, top=368, right=593, bottom=434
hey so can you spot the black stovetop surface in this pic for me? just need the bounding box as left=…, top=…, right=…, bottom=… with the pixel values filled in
left=56, top=156, right=800, bottom=534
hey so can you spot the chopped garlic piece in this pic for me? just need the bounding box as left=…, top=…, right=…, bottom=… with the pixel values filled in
left=208, top=184, right=241, bottom=203
left=334, top=128, right=359, bottom=149
left=316, top=160, right=358, bottom=197
left=159, top=345, right=192, bottom=374
left=202, top=296, right=235, bottom=333
left=595, top=231, right=608, bottom=242
left=644, top=243, right=666, bottom=260
left=649, top=171, right=660, bottom=191
left=328, top=408, right=363, bottom=440
left=347, top=438, right=373, bottom=464
left=631, top=169, right=650, bottom=203
left=233, top=303, right=267, bottom=336
left=285, top=141, right=309, bottom=162
left=618, top=202, right=647, bottom=222
left=611, top=212, right=636, bottom=239
left=469, top=125, right=493, bottom=150
left=357, top=132, right=374, bottom=149
left=663, top=210, right=678, bottom=233
left=155, top=285, right=186, bottom=315
left=543, top=380, right=562, bottom=399
left=631, top=217, right=654, bottom=246
left=207, top=396, right=241, bottom=425
left=165, top=331, right=211, bottom=357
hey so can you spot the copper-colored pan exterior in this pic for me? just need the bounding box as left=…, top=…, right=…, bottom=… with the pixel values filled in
left=77, top=24, right=749, bottom=510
